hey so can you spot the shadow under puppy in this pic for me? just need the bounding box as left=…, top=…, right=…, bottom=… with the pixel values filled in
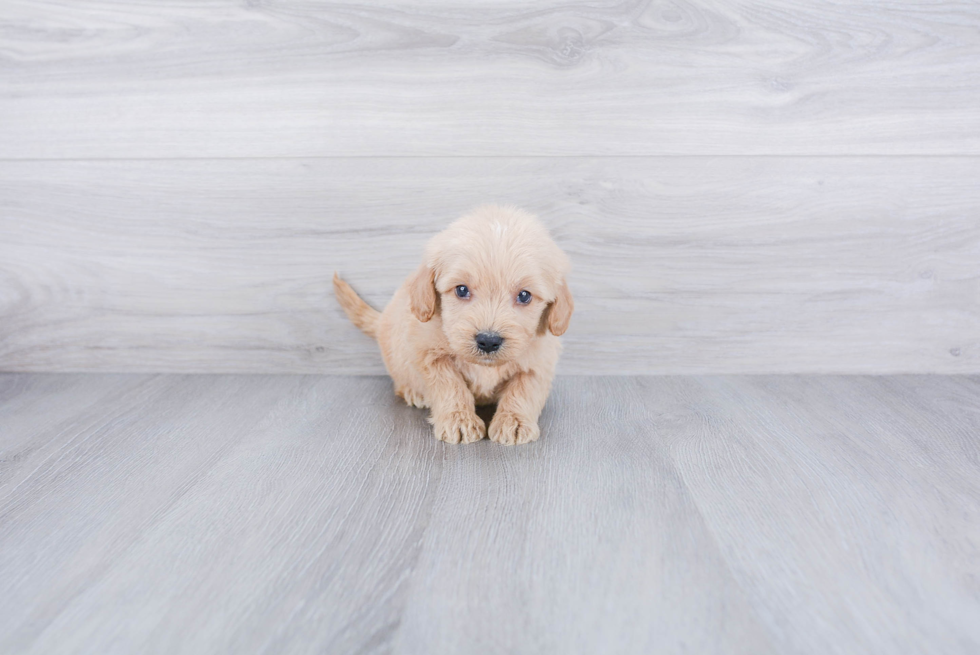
left=334, top=206, right=573, bottom=445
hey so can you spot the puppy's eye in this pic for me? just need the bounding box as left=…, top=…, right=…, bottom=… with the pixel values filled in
left=517, top=290, right=532, bottom=305
left=455, top=285, right=470, bottom=299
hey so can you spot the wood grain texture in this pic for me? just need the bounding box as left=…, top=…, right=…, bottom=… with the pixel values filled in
left=0, top=374, right=442, bottom=654
left=670, top=375, right=980, bottom=654
left=1, top=157, right=977, bottom=374
left=393, top=375, right=776, bottom=654
left=1, top=373, right=979, bottom=654
left=1, top=0, right=980, bottom=157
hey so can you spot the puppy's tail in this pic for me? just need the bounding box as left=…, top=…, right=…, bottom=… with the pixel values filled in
left=333, top=273, right=380, bottom=339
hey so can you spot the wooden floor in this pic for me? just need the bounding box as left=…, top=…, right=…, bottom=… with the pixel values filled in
left=1, top=374, right=978, bottom=654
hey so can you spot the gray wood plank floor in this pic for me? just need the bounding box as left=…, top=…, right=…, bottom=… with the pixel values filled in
left=1, top=374, right=978, bottom=654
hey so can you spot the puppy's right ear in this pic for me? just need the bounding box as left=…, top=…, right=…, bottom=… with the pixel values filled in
left=409, top=265, right=438, bottom=322
left=547, top=279, right=574, bottom=336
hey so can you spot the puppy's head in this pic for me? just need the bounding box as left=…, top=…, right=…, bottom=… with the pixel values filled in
left=410, top=205, right=573, bottom=366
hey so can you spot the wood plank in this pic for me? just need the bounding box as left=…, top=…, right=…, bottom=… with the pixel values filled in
left=0, top=374, right=308, bottom=652
left=393, top=376, right=776, bottom=654
left=2, top=374, right=979, bottom=653
left=0, top=373, right=162, bottom=500
left=1, top=157, right=977, bottom=374
left=0, top=375, right=443, bottom=654
left=2, top=1, right=979, bottom=157
left=666, top=375, right=980, bottom=653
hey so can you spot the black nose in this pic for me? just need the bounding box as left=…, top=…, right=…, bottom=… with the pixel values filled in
left=475, top=332, right=504, bottom=354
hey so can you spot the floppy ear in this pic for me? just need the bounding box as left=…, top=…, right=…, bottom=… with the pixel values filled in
left=547, top=280, right=574, bottom=336
left=409, top=265, right=439, bottom=322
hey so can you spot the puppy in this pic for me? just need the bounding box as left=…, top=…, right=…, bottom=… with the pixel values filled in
left=333, top=205, right=573, bottom=445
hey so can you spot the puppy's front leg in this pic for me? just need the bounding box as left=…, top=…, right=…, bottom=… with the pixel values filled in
left=489, top=371, right=552, bottom=446
left=422, top=356, right=485, bottom=444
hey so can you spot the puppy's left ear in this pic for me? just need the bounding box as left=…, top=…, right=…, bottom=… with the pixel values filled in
left=547, top=280, right=574, bottom=336
left=409, top=265, right=439, bottom=322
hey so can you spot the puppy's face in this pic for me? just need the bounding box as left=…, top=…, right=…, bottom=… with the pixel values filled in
left=410, top=207, right=573, bottom=366
left=436, top=266, right=546, bottom=367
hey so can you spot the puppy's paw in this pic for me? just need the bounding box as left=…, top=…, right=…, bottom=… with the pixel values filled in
left=432, top=410, right=485, bottom=444
left=488, top=411, right=540, bottom=446
left=397, top=386, right=428, bottom=408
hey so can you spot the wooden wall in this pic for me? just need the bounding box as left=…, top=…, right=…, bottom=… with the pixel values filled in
left=1, top=1, right=978, bottom=374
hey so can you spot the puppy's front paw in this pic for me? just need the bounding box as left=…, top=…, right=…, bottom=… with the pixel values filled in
left=488, top=411, right=540, bottom=446
left=432, top=410, right=485, bottom=444
left=397, top=386, right=428, bottom=408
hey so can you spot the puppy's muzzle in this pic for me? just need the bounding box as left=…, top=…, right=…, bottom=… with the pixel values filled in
left=475, top=332, right=504, bottom=354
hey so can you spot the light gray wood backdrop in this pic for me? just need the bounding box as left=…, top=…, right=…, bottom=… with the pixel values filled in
left=1, top=0, right=978, bottom=374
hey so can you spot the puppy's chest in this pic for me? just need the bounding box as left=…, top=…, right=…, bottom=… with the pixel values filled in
left=458, top=362, right=519, bottom=405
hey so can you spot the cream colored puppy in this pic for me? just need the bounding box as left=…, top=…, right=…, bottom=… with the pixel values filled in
left=333, top=205, right=573, bottom=445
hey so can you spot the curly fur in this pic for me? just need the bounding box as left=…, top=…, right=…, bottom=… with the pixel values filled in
left=334, top=205, right=573, bottom=445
